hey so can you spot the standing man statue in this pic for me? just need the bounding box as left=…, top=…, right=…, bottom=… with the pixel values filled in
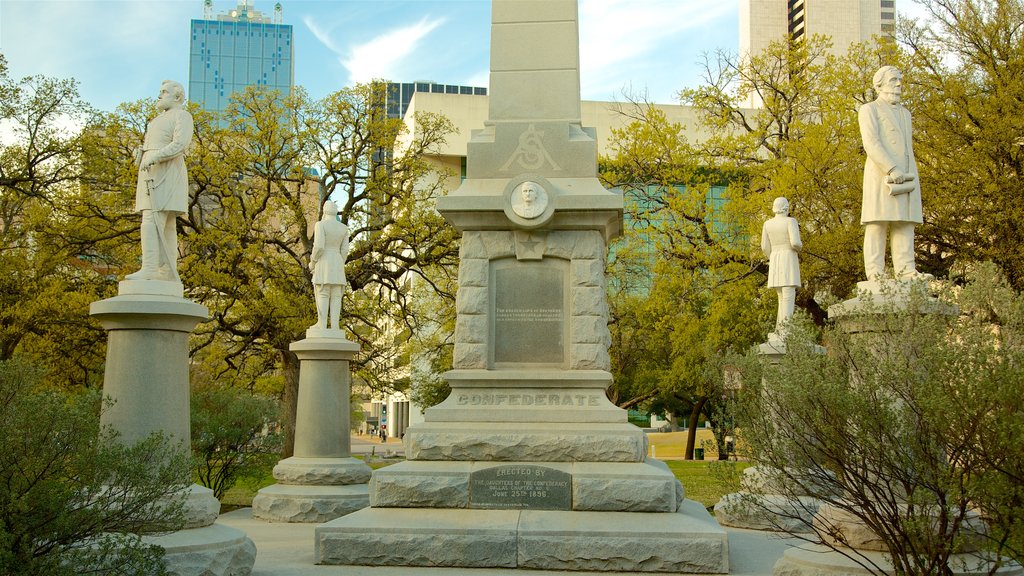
left=127, top=80, right=193, bottom=282
left=761, top=197, right=802, bottom=339
left=310, top=200, right=349, bottom=331
left=859, top=65, right=924, bottom=282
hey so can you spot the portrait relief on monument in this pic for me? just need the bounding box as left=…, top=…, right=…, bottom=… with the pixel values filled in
left=490, top=257, right=569, bottom=368
left=503, top=173, right=556, bottom=227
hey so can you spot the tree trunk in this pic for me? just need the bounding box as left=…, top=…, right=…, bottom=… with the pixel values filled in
left=684, top=396, right=708, bottom=460
left=280, top=348, right=300, bottom=458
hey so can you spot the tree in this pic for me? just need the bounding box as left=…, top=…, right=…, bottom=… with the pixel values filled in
left=0, top=359, right=191, bottom=576
left=0, top=55, right=114, bottom=389
left=600, top=102, right=772, bottom=457
left=735, top=264, right=1024, bottom=574
left=899, top=0, right=1024, bottom=288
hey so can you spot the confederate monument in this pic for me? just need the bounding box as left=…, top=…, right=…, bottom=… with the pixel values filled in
left=90, top=80, right=255, bottom=575
left=315, top=1, right=728, bottom=572
left=859, top=65, right=925, bottom=284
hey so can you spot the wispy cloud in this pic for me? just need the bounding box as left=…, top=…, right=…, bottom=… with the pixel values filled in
left=342, top=17, right=446, bottom=84
left=579, top=0, right=736, bottom=101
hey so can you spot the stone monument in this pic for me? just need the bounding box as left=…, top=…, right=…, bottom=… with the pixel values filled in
left=90, top=79, right=254, bottom=576
left=715, top=198, right=825, bottom=532
left=315, top=1, right=728, bottom=572
left=252, top=213, right=370, bottom=522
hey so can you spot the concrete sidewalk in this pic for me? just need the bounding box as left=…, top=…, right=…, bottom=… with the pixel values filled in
left=218, top=507, right=799, bottom=575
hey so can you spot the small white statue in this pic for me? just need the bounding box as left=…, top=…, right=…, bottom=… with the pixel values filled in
left=309, top=200, right=349, bottom=331
left=761, top=197, right=802, bottom=338
left=127, top=80, right=193, bottom=282
left=859, top=65, right=924, bottom=282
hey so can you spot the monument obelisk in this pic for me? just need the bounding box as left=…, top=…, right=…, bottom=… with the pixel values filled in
left=316, top=1, right=728, bottom=571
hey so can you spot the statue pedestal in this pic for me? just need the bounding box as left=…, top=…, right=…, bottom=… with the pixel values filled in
left=91, top=291, right=255, bottom=576
left=252, top=334, right=371, bottom=523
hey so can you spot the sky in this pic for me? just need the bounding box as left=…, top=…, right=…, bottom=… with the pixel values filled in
left=0, top=0, right=933, bottom=113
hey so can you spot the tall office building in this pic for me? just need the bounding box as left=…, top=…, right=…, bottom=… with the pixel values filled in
left=188, top=0, right=294, bottom=114
left=740, top=0, right=895, bottom=60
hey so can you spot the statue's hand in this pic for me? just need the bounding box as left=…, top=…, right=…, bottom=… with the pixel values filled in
left=887, top=168, right=907, bottom=184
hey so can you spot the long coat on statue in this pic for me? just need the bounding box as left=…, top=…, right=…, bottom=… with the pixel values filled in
left=858, top=99, right=923, bottom=225
left=135, top=107, right=193, bottom=216
left=761, top=216, right=802, bottom=288
left=310, top=218, right=349, bottom=286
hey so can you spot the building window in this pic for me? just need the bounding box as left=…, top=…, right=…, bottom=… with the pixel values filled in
left=881, top=0, right=894, bottom=7
left=881, top=11, right=895, bottom=19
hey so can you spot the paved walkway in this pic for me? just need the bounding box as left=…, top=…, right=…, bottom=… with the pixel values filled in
left=218, top=507, right=799, bottom=575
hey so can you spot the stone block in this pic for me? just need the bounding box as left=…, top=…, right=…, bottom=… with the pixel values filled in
left=251, top=483, right=368, bottom=523
left=572, top=461, right=680, bottom=512
left=455, top=286, right=488, bottom=315
left=544, top=231, right=576, bottom=259
left=271, top=457, right=371, bottom=486
left=571, top=231, right=605, bottom=258
left=317, top=508, right=520, bottom=568
left=571, top=315, right=608, bottom=344
left=181, top=484, right=221, bottom=529
left=454, top=314, right=487, bottom=344
left=404, top=423, right=646, bottom=462
left=571, top=258, right=604, bottom=286
left=517, top=501, right=729, bottom=573
left=572, top=343, right=610, bottom=371
left=481, top=231, right=515, bottom=259
left=146, top=523, right=256, bottom=576
left=714, top=492, right=820, bottom=532
left=572, top=286, right=607, bottom=316
left=370, top=461, right=471, bottom=508
left=452, top=343, right=487, bottom=369
left=458, top=258, right=489, bottom=287
left=459, top=231, right=485, bottom=260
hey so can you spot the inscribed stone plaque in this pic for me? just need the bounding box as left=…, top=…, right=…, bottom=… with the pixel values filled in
left=469, top=465, right=572, bottom=510
left=491, top=259, right=566, bottom=366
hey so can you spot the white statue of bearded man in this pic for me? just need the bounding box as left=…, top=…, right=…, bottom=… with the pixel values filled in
left=127, top=79, right=193, bottom=282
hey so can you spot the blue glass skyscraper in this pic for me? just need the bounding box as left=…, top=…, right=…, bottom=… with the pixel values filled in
left=188, top=1, right=294, bottom=114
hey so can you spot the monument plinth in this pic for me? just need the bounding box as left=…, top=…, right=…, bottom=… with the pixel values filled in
left=253, top=333, right=370, bottom=522
left=91, top=288, right=255, bottom=576
left=316, top=1, right=728, bottom=572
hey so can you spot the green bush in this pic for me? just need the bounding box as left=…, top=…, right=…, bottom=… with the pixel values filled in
left=191, top=385, right=281, bottom=500
left=0, top=359, right=191, bottom=576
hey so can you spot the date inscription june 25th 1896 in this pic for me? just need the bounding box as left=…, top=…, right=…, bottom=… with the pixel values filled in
left=469, top=464, right=572, bottom=510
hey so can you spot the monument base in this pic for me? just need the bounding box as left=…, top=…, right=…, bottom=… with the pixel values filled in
left=370, top=458, right=682, bottom=512
left=251, top=483, right=369, bottom=523
left=316, top=499, right=728, bottom=573
left=147, top=523, right=256, bottom=576
left=714, top=492, right=820, bottom=533
left=774, top=544, right=1022, bottom=576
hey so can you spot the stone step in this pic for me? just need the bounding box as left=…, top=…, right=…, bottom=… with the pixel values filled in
left=404, top=422, right=647, bottom=462
left=370, top=459, right=683, bottom=512
left=316, top=500, right=729, bottom=573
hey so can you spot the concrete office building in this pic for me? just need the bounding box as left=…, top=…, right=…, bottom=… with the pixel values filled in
left=740, top=0, right=895, bottom=60
left=188, top=0, right=294, bottom=114
left=384, top=81, right=487, bottom=120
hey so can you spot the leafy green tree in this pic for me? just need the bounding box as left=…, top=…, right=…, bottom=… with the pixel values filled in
left=736, top=264, right=1024, bottom=574
left=899, top=0, right=1024, bottom=288
left=0, top=359, right=190, bottom=576
left=0, top=55, right=114, bottom=388
left=190, top=379, right=281, bottom=500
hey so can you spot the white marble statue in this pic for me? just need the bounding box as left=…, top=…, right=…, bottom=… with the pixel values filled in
left=859, top=66, right=924, bottom=282
left=127, top=80, right=193, bottom=282
left=310, top=200, right=349, bottom=331
left=761, top=197, right=802, bottom=337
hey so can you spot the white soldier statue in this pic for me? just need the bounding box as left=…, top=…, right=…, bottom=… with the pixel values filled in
left=309, top=200, right=350, bottom=331
left=859, top=65, right=926, bottom=282
left=127, top=80, right=193, bottom=282
left=761, top=197, right=802, bottom=338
